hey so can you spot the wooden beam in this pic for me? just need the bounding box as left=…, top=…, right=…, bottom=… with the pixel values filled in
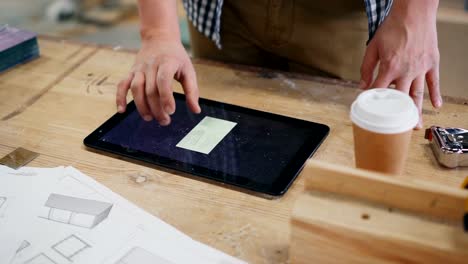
left=291, top=193, right=468, bottom=264
left=303, top=160, right=468, bottom=221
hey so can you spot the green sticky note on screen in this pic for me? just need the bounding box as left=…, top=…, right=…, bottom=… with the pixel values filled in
left=176, top=117, right=237, bottom=154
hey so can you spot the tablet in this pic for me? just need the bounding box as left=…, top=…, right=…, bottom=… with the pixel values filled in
left=84, top=93, right=329, bottom=196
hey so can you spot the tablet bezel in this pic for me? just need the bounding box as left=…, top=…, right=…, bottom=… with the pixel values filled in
left=84, top=93, right=329, bottom=196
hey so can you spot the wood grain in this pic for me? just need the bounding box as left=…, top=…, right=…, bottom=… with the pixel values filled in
left=291, top=161, right=468, bottom=264
left=0, top=40, right=97, bottom=119
left=291, top=194, right=468, bottom=264
left=304, top=161, right=468, bottom=221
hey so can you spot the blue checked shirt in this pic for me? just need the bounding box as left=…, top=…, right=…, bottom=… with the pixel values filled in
left=183, top=0, right=393, bottom=48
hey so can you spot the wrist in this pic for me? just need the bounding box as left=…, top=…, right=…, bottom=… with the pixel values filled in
left=140, top=27, right=180, bottom=43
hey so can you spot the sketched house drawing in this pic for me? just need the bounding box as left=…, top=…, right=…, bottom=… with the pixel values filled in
left=42, top=193, right=113, bottom=228
left=0, top=196, right=6, bottom=208
left=116, top=247, right=174, bottom=264
left=0, top=196, right=7, bottom=217
left=17, top=240, right=31, bottom=254
left=23, top=253, right=57, bottom=264
left=52, top=234, right=91, bottom=261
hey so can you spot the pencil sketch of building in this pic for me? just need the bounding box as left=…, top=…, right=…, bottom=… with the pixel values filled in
left=23, top=253, right=57, bottom=264
left=115, top=247, right=174, bottom=264
left=16, top=240, right=31, bottom=254
left=51, top=234, right=91, bottom=262
left=0, top=196, right=7, bottom=217
left=40, top=193, right=113, bottom=228
left=0, top=196, right=6, bottom=208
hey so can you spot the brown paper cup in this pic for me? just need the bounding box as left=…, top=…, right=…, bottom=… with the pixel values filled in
left=353, top=124, right=413, bottom=175
left=350, top=88, right=419, bottom=175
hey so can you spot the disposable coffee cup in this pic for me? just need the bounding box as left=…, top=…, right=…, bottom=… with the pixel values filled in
left=350, top=88, right=419, bottom=175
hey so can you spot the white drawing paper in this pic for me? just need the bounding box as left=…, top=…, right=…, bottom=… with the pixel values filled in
left=115, top=247, right=174, bottom=264
left=0, top=166, right=66, bottom=264
left=0, top=165, right=246, bottom=264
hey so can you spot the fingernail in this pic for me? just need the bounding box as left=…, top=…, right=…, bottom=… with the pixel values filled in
left=117, top=105, right=125, bottom=113
left=436, top=98, right=443, bottom=108
left=164, top=105, right=175, bottom=115
left=160, top=118, right=170, bottom=126
left=359, top=80, right=367, bottom=89
left=194, top=105, right=201, bottom=114
left=417, top=119, right=423, bottom=129
left=143, top=115, right=153, bottom=121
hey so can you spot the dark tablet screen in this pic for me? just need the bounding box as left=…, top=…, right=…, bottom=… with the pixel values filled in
left=84, top=93, right=329, bottom=196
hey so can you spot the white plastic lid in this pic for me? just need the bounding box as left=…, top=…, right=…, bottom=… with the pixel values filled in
left=350, top=88, right=419, bottom=134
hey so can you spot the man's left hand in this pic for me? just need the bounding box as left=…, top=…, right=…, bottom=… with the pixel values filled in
left=360, top=0, right=442, bottom=129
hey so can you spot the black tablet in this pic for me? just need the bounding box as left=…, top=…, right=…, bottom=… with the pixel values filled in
left=84, top=93, right=329, bottom=196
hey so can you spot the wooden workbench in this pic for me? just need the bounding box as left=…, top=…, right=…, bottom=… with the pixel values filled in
left=0, top=37, right=467, bottom=263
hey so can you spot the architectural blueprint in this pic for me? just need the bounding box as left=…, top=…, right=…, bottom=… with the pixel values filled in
left=0, top=196, right=6, bottom=208
left=40, top=193, right=113, bottom=228
left=0, top=196, right=7, bottom=217
left=115, top=247, right=175, bottom=264
left=0, top=165, right=246, bottom=264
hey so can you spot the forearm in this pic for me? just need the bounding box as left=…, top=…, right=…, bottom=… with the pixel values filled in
left=138, top=0, right=180, bottom=42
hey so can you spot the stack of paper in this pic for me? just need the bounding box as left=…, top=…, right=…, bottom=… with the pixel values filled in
left=0, top=25, right=40, bottom=73
left=0, top=165, right=246, bottom=264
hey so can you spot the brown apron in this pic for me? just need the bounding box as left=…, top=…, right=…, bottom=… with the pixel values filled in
left=188, top=0, right=369, bottom=81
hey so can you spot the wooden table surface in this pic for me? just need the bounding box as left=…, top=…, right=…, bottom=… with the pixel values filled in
left=1, top=38, right=467, bottom=264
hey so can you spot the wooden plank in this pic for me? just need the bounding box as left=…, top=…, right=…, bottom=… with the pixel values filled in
left=291, top=161, right=468, bottom=263
left=304, top=161, right=468, bottom=221
left=291, top=193, right=468, bottom=264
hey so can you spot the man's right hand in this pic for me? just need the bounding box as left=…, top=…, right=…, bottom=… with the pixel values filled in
left=116, top=37, right=201, bottom=126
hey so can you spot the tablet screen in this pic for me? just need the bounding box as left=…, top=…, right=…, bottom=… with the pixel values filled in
left=85, top=93, right=329, bottom=196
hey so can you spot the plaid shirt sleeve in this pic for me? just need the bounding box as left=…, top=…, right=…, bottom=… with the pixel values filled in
left=183, top=0, right=224, bottom=48
left=364, top=0, right=394, bottom=41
